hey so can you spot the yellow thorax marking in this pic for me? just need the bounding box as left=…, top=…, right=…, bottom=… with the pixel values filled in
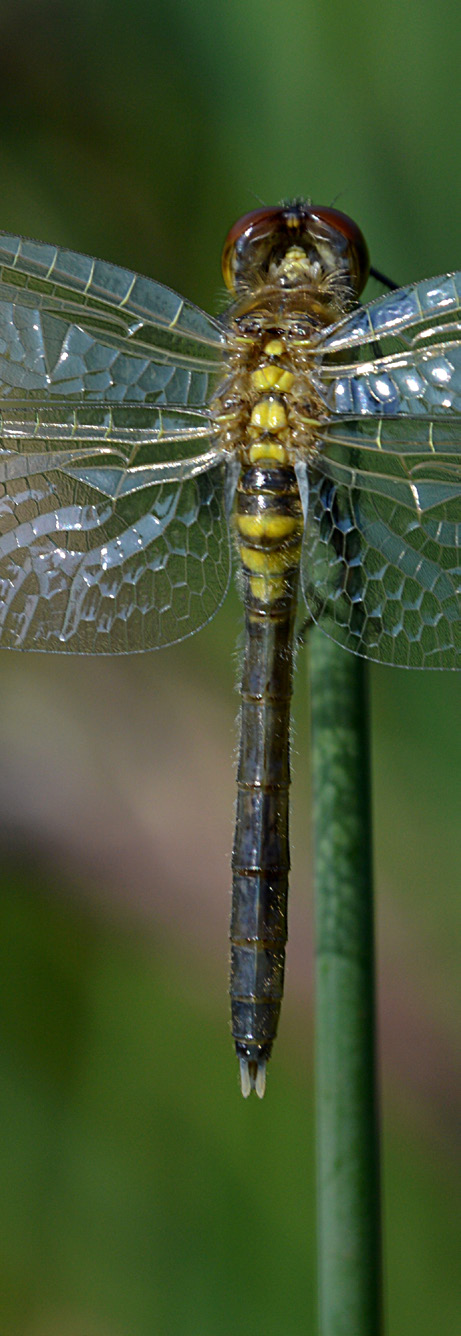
left=251, top=365, right=295, bottom=392
left=251, top=336, right=294, bottom=395
left=250, top=397, right=287, bottom=433
left=264, top=338, right=284, bottom=356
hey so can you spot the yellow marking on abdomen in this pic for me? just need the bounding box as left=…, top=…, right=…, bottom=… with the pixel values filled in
left=239, top=541, right=302, bottom=576
left=237, top=511, right=301, bottom=542
left=248, top=440, right=289, bottom=465
left=249, top=573, right=289, bottom=603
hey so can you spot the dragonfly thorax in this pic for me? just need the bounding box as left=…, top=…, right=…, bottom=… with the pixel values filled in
left=211, top=277, right=341, bottom=474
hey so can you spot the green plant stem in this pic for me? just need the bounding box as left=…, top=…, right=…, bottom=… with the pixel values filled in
left=309, top=628, right=382, bottom=1336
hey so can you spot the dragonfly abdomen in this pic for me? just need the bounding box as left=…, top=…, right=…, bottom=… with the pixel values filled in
left=231, top=461, right=303, bottom=1097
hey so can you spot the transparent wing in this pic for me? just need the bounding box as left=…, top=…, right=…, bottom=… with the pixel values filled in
left=0, top=233, right=224, bottom=408
left=315, top=341, right=461, bottom=429
left=302, top=445, right=461, bottom=669
left=0, top=444, right=232, bottom=653
left=305, top=272, right=461, bottom=666
left=319, top=415, right=461, bottom=457
left=318, top=271, right=461, bottom=355
left=0, top=235, right=232, bottom=652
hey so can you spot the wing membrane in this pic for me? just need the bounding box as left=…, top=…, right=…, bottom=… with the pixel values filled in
left=0, top=401, right=219, bottom=474
left=315, top=341, right=461, bottom=426
left=319, top=272, right=461, bottom=355
left=0, top=453, right=231, bottom=653
left=302, top=445, right=461, bottom=669
left=321, top=416, right=461, bottom=456
left=307, top=275, right=461, bottom=667
left=0, top=234, right=225, bottom=408
left=0, top=236, right=232, bottom=652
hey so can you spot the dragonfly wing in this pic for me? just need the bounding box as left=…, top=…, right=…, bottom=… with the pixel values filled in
left=318, top=271, right=461, bottom=355
left=0, top=236, right=231, bottom=652
left=0, top=234, right=224, bottom=407
left=315, top=341, right=461, bottom=428
left=306, top=278, right=461, bottom=668
left=301, top=438, right=461, bottom=669
left=0, top=434, right=231, bottom=652
left=319, top=415, right=461, bottom=457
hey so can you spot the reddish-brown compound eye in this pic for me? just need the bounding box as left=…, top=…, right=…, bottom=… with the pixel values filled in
left=221, top=207, right=286, bottom=292
left=304, top=205, right=370, bottom=294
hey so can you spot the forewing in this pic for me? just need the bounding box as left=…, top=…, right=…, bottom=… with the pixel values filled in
left=314, top=273, right=461, bottom=443
left=318, top=271, right=461, bottom=356
left=302, top=444, right=461, bottom=669
left=0, top=233, right=224, bottom=408
left=0, top=235, right=231, bottom=651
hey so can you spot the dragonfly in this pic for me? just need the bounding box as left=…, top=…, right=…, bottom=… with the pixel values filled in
left=0, top=202, right=460, bottom=1096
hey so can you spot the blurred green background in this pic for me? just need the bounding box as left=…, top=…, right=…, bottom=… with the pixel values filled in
left=0, top=1, right=460, bottom=1332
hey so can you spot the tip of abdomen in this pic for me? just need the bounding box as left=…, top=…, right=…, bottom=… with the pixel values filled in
left=239, top=1056, right=267, bottom=1099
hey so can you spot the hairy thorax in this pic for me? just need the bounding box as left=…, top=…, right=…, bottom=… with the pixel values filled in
left=210, top=270, right=351, bottom=610
left=211, top=275, right=349, bottom=472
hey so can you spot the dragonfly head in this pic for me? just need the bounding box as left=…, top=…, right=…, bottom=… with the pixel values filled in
left=222, top=201, right=369, bottom=299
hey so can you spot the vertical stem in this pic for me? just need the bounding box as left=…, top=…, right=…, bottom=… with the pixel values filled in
left=309, top=628, right=382, bottom=1336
